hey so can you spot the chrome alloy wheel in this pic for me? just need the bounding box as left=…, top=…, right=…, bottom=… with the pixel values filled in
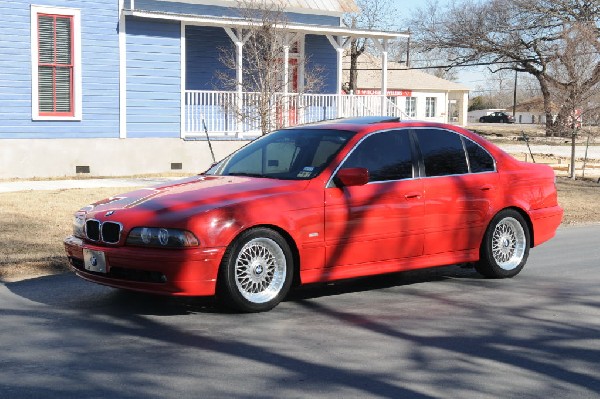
left=234, top=237, right=287, bottom=304
left=491, top=217, right=526, bottom=270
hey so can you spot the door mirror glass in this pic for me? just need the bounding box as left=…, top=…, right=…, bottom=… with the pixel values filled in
left=336, top=168, right=369, bottom=187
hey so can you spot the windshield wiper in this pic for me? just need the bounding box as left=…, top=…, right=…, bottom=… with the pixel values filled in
left=227, top=172, right=270, bottom=178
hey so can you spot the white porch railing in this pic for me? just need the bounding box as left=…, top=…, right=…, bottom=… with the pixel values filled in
left=184, top=90, right=410, bottom=138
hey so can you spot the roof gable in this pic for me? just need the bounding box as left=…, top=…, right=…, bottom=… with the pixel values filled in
left=343, top=54, right=470, bottom=92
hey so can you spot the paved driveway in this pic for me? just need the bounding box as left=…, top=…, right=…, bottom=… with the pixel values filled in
left=1, top=225, right=599, bottom=399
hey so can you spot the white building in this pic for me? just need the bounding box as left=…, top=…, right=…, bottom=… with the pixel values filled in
left=343, top=56, right=470, bottom=126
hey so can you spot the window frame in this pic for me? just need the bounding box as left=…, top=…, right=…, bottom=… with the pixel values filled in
left=31, top=5, right=82, bottom=121
left=425, top=97, right=436, bottom=118
left=329, top=128, right=418, bottom=187
left=412, top=127, right=497, bottom=178
left=405, top=96, right=417, bottom=118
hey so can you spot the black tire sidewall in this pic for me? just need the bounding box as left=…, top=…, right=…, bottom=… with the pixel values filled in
left=477, top=210, right=530, bottom=278
left=218, top=228, right=293, bottom=312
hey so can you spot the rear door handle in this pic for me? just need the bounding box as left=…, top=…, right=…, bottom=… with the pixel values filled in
left=480, top=184, right=494, bottom=191
left=404, top=192, right=422, bottom=199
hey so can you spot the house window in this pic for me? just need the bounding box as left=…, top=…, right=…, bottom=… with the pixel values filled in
left=405, top=96, right=416, bottom=118
left=425, top=97, right=436, bottom=118
left=31, top=6, right=81, bottom=120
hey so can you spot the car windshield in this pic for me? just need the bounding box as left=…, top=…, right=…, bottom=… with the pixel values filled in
left=205, top=128, right=355, bottom=180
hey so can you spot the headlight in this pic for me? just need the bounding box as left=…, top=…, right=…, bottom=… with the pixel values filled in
left=126, top=227, right=199, bottom=248
left=73, top=213, right=86, bottom=238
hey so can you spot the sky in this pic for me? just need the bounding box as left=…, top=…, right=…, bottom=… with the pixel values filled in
left=386, top=0, right=486, bottom=91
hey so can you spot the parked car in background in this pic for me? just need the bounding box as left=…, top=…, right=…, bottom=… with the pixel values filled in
left=64, top=117, right=562, bottom=312
left=479, top=112, right=515, bottom=123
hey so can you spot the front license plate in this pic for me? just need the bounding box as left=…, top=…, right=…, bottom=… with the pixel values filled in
left=83, top=249, right=107, bottom=274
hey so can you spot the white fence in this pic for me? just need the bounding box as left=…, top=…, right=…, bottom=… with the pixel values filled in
left=184, top=90, right=409, bottom=137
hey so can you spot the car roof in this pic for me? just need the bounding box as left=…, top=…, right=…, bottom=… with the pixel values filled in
left=292, top=116, right=468, bottom=133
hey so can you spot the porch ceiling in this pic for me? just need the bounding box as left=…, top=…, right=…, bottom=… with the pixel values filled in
left=155, top=0, right=360, bottom=15
left=123, top=9, right=408, bottom=40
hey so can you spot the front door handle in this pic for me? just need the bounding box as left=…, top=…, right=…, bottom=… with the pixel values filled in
left=480, top=184, right=494, bottom=191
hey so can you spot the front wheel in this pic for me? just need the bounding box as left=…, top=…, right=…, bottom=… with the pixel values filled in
left=217, top=228, right=293, bottom=312
left=475, top=210, right=530, bottom=278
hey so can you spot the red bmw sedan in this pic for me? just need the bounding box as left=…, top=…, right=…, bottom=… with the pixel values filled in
left=64, top=117, right=563, bottom=312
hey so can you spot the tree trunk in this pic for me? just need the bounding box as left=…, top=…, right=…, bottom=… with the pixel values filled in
left=537, top=77, right=556, bottom=137
left=349, top=39, right=359, bottom=93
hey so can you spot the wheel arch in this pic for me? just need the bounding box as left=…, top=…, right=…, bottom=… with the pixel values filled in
left=489, top=206, right=534, bottom=248
left=222, top=224, right=302, bottom=287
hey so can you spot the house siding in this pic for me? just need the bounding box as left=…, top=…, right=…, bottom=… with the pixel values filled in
left=186, top=28, right=339, bottom=94
left=0, top=0, right=119, bottom=139
left=126, top=17, right=181, bottom=138
left=186, top=25, right=231, bottom=90
left=305, top=34, right=337, bottom=93
left=133, top=0, right=341, bottom=26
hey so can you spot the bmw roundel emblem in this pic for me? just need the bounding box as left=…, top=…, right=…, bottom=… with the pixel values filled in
left=105, top=211, right=115, bottom=217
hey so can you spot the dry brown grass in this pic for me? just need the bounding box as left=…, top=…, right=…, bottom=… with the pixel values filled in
left=0, top=187, right=139, bottom=282
left=0, top=179, right=598, bottom=282
left=556, top=177, right=600, bottom=225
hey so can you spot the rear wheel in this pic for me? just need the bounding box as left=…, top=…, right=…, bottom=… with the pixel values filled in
left=475, top=210, right=530, bottom=278
left=217, top=228, right=293, bottom=312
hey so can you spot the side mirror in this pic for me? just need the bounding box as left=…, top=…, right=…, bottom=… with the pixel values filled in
left=335, top=167, right=369, bottom=187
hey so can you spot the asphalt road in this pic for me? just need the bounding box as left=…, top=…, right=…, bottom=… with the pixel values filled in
left=1, top=225, right=599, bottom=399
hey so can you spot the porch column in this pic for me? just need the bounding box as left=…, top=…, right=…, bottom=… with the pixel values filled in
left=282, top=33, right=290, bottom=127
left=118, top=0, right=127, bottom=138
left=298, top=35, right=305, bottom=124
left=372, top=38, right=389, bottom=115
left=224, top=27, right=250, bottom=136
left=461, top=91, right=469, bottom=126
left=325, top=35, right=345, bottom=118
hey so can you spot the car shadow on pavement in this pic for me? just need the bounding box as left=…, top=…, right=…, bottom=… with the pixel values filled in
left=287, top=264, right=483, bottom=302
left=4, top=264, right=484, bottom=315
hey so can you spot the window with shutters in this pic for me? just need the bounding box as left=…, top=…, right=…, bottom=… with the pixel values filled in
left=31, top=6, right=81, bottom=120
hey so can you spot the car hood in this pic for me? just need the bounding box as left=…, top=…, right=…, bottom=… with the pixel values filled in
left=84, top=175, right=308, bottom=220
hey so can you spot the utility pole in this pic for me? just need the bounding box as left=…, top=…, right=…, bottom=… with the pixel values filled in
left=512, top=69, right=517, bottom=118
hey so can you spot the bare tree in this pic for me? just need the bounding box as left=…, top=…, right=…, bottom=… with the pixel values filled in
left=343, top=0, right=397, bottom=93
left=410, top=0, right=600, bottom=136
left=217, top=0, right=323, bottom=134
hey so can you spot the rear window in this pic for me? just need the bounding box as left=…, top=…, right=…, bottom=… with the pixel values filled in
left=416, top=129, right=468, bottom=177
left=464, top=138, right=495, bottom=173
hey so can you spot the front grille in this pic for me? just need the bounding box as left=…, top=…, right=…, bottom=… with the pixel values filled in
left=86, top=220, right=100, bottom=241
left=102, top=222, right=121, bottom=244
left=85, top=219, right=122, bottom=244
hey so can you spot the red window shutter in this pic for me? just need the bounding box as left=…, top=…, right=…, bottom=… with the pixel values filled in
left=38, top=14, right=74, bottom=116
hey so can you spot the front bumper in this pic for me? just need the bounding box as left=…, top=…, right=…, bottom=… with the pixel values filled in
left=64, top=236, right=225, bottom=296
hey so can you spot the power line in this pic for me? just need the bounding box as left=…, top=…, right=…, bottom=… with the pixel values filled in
left=342, top=59, right=538, bottom=71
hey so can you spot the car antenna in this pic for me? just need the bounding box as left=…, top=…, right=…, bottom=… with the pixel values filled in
left=202, top=116, right=216, bottom=164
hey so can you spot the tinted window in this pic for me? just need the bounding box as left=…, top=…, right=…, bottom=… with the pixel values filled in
left=465, top=139, right=495, bottom=173
left=417, top=129, right=468, bottom=177
left=342, top=130, right=413, bottom=182
left=208, top=129, right=355, bottom=180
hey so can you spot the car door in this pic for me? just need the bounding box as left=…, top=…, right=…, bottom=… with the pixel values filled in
left=414, top=128, right=499, bottom=256
left=324, top=129, right=424, bottom=271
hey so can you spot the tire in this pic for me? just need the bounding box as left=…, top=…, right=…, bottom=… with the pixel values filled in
left=500, top=119, right=505, bottom=123
left=479, top=117, right=485, bottom=123
left=217, top=228, right=293, bottom=312
left=475, top=210, right=530, bottom=278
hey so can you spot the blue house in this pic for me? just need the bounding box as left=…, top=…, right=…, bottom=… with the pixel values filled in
left=0, top=0, right=405, bottom=178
